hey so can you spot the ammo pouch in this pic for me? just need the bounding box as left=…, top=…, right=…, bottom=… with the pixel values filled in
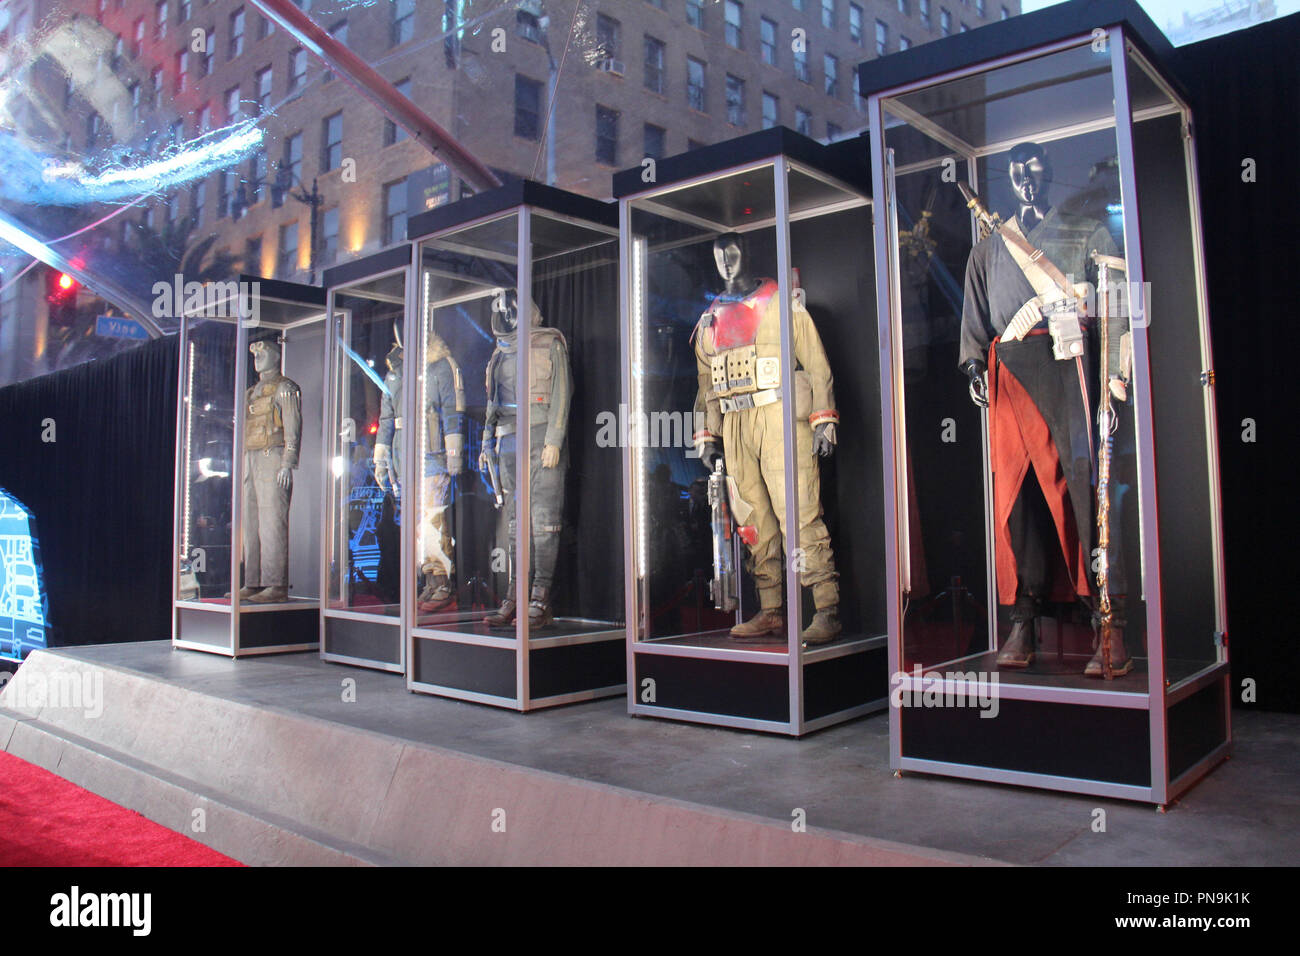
left=1048, top=310, right=1085, bottom=360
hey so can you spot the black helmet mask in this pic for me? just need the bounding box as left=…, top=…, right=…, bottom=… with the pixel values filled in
left=490, top=288, right=542, bottom=340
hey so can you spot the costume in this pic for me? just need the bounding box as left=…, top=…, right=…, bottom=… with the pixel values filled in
left=481, top=292, right=571, bottom=628
left=240, top=340, right=301, bottom=603
left=691, top=255, right=841, bottom=644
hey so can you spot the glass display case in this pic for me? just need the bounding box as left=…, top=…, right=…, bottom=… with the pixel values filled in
left=173, top=277, right=327, bottom=656
left=859, top=0, right=1229, bottom=802
left=405, top=181, right=625, bottom=710
left=321, top=247, right=413, bottom=672
left=616, top=129, right=889, bottom=735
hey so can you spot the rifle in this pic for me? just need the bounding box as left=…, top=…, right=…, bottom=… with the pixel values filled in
left=484, top=446, right=504, bottom=509
left=707, top=458, right=739, bottom=612
left=1091, top=251, right=1127, bottom=680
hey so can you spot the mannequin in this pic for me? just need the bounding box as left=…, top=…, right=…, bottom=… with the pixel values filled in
left=479, top=289, right=571, bottom=628
left=239, top=338, right=301, bottom=603
left=373, top=322, right=466, bottom=613
left=959, top=142, right=1132, bottom=677
left=692, top=232, right=841, bottom=645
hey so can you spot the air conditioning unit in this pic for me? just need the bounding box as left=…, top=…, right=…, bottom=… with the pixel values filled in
left=598, top=58, right=625, bottom=76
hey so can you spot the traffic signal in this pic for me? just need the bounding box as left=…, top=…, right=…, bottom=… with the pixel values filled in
left=45, top=270, right=79, bottom=327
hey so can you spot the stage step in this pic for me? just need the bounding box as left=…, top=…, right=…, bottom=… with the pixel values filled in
left=0, top=647, right=981, bottom=866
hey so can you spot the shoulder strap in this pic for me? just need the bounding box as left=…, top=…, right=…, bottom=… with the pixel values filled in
left=998, top=220, right=1077, bottom=303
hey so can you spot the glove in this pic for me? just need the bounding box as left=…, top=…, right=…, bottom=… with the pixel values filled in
left=373, top=443, right=392, bottom=492
left=541, top=444, right=560, bottom=469
left=276, top=467, right=293, bottom=491
left=1108, top=376, right=1128, bottom=403
left=812, top=422, right=837, bottom=457
left=478, top=434, right=494, bottom=473
left=962, top=359, right=989, bottom=408
left=699, top=442, right=723, bottom=472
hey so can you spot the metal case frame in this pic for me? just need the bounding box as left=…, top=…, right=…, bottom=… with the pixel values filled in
left=616, top=129, right=889, bottom=736
left=320, top=247, right=415, bottom=673
left=860, top=0, right=1230, bottom=803
left=172, top=277, right=327, bottom=657
left=404, top=181, right=626, bottom=711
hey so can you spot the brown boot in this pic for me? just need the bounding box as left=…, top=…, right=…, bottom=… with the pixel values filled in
left=484, top=596, right=516, bottom=628
left=527, top=586, right=553, bottom=628
left=418, top=575, right=455, bottom=613
left=730, top=607, right=785, bottom=643
left=237, top=586, right=261, bottom=600
left=801, top=607, right=842, bottom=646
left=996, top=618, right=1036, bottom=668
left=245, top=586, right=288, bottom=604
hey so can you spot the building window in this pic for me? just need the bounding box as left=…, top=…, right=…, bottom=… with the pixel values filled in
left=726, top=74, right=746, bottom=125
left=961, top=21, right=970, bottom=31
left=898, top=0, right=910, bottom=13
left=258, top=13, right=274, bottom=40
left=900, top=35, right=912, bottom=49
left=151, top=67, right=164, bottom=106
left=391, top=0, right=414, bottom=48
left=132, top=18, right=145, bottom=59
left=821, top=0, right=835, bottom=29
left=686, top=0, right=704, bottom=29
left=795, top=107, right=811, bottom=136
left=794, top=46, right=809, bottom=83
left=168, top=119, right=184, bottom=147
left=725, top=1, right=743, bottom=48
left=200, top=30, right=213, bottom=76
left=166, top=191, right=181, bottom=225
left=644, top=36, right=665, bottom=93
left=921, top=0, right=932, bottom=29
left=383, top=179, right=407, bottom=245
left=853, top=69, right=864, bottom=110
left=760, top=17, right=777, bottom=65
left=687, top=57, right=706, bottom=112
left=826, top=122, right=842, bottom=141
left=224, top=85, right=241, bottom=122
left=283, top=131, right=302, bottom=188
left=155, top=1, right=168, bottom=40
left=385, top=79, right=411, bottom=145
left=249, top=148, right=267, bottom=202
left=941, top=9, right=952, bottom=34
left=824, top=54, right=838, bottom=97
left=517, top=8, right=541, bottom=43
left=288, top=47, right=307, bottom=93
left=321, top=112, right=342, bottom=170
left=514, top=75, right=542, bottom=140
left=324, top=20, right=346, bottom=82
left=218, top=170, right=235, bottom=218
left=793, top=0, right=804, bottom=10
left=191, top=179, right=206, bottom=225
left=876, top=19, right=889, bottom=54
left=86, top=112, right=100, bottom=148
left=596, top=13, right=620, bottom=60
left=229, top=8, right=244, bottom=59
left=761, top=91, right=778, bottom=128
left=279, top=222, right=298, bottom=274
left=255, top=66, right=272, bottom=114
left=595, top=105, right=619, bottom=165
left=129, top=83, right=141, bottom=124
left=976, top=0, right=985, bottom=16
left=850, top=4, right=864, bottom=44
left=245, top=235, right=262, bottom=272
left=321, top=207, right=339, bottom=266
left=1001, top=5, right=1010, bottom=18
left=178, top=0, right=191, bottom=22
left=643, top=123, right=665, bottom=160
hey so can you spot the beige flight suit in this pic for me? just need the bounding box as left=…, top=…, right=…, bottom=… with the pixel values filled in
left=692, top=278, right=839, bottom=611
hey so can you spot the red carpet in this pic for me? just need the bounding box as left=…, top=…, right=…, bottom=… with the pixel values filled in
left=0, top=751, right=242, bottom=866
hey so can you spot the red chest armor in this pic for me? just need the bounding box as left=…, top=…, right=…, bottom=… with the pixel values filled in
left=707, top=279, right=778, bottom=350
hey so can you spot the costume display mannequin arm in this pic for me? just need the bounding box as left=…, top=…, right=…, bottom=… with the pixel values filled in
left=792, top=299, right=839, bottom=457
left=433, top=356, right=466, bottom=475
left=692, top=331, right=724, bottom=470
left=276, top=379, right=302, bottom=490
left=374, top=385, right=396, bottom=490
left=541, top=335, right=571, bottom=469
left=959, top=242, right=994, bottom=407
left=479, top=354, right=500, bottom=472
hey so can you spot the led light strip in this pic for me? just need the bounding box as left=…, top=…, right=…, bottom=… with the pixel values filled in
left=632, top=236, right=648, bottom=579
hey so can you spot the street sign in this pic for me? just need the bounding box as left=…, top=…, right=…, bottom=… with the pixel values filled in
left=94, top=315, right=150, bottom=340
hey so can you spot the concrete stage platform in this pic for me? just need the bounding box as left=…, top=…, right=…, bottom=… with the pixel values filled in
left=1, top=642, right=1296, bottom=866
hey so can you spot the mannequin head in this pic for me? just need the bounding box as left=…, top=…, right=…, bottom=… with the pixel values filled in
left=713, top=232, right=747, bottom=282
left=249, top=338, right=281, bottom=374
left=490, top=287, right=542, bottom=338
left=387, top=320, right=403, bottom=372
left=1008, top=141, right=1052, bottom=221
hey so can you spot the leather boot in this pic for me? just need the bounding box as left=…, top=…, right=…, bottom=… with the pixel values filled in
left=485, top=595, right=517, bottom=628
left=246, top=586, right=288, bottom=604
left=996, top=618, right=1036, bottom=668
left=1085, top=599, right=1133, bottom=678
left=730, top=607, right=785, bottom=642
left=801, top=606, right=842, bottom=646
left=237, top=586, right=261, bottom=600
left=418, top=575, right=455, bottom=613
left=527, top=586, right=553, bottom=628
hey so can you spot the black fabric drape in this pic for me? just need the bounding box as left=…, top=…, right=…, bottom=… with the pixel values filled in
left=0, top=336, right=178, bottom=650
left=1173, top=14, right=1300, bottom=712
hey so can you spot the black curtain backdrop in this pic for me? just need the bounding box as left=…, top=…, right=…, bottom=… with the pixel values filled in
left=1173, top=14, right=1300, bottom=713
left=0, top=335, right=178, bottom=651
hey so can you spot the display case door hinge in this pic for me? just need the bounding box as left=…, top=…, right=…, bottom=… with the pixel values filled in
left=1201, top=369, right=1215, bottom=387
left=1214, top=630, right=1227, bottom=651
left=1183, top=118, right=1194, bottom=142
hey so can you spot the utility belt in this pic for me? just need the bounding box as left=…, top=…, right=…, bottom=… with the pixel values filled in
left=393, top=417, right=403, bottom=429
left=719, top=388, right=781, bottom=415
